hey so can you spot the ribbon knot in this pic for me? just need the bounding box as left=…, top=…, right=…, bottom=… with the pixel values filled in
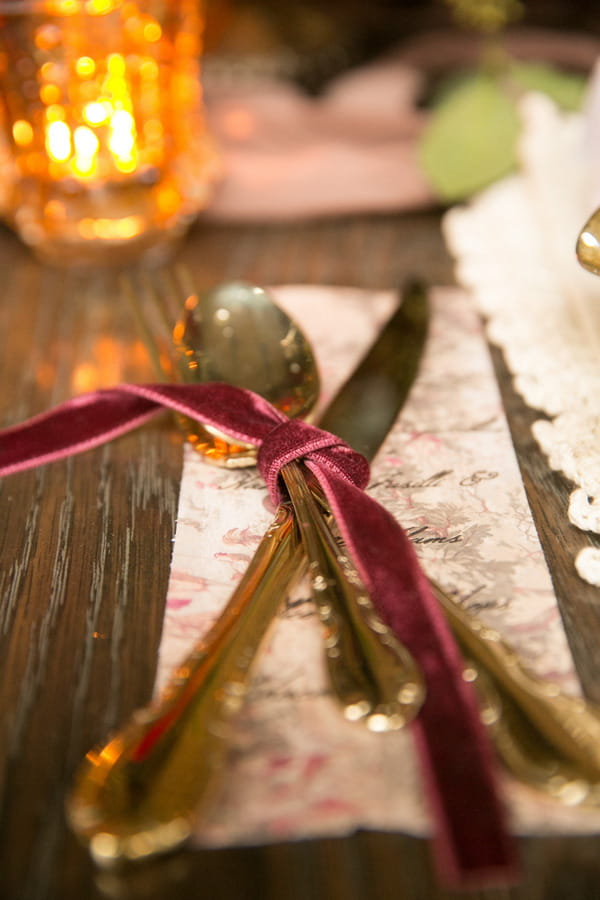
left=257, top=418, right=370, bottom=505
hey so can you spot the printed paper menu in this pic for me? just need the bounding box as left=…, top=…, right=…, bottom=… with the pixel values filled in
left=155, top=285, right=600, bottom=844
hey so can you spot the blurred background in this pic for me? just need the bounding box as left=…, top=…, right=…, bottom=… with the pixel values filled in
left=202, top=0, right=600, bottom=92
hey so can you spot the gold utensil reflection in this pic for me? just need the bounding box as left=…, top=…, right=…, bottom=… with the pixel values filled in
left=133, top=272, right=425, bottom=729
left=576, top=207, right=600, bottom=275
left=68, top=267, right=600, bottom=871
left=431, top=582, right=600, bottom=787
left=66, top=273, right=426, bottom=867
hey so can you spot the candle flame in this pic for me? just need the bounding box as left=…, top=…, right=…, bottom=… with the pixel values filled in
left=83, top=101, right=111, bottom=126
left=1, top=0, right=209, bottom=255
left=46, top=120, right=71, bottom=162
left=143, top=20, right=161, bottom=42
left=73, top=125, right=99, bottom=175
left=78, top=215, right=144, bottom=240
left=75, top=56, right=96, bottom=78
left=108, top=109, right=137, bottom=172
left=38, top=47, right=145, bottom=177
left=13, top=119, right=34, bottom=146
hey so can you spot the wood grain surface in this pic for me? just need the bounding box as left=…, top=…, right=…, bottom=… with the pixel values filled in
left=1, top=212, right=600, bottom=900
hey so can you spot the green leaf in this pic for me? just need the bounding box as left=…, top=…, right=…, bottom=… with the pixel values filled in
left=418, top=72, right=519, bottom=202
left=509, top=60, right=586, bottom=111
left=418, top=63, right=586, bottom=203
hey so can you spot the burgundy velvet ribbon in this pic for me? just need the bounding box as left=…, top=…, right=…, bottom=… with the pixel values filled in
left=0, top=382, right=518, bottom=886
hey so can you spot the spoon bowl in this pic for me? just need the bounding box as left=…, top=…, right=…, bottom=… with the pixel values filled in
left=576, top=207, right=600, bottom=275
left=174, top=281, right=319, bottom=466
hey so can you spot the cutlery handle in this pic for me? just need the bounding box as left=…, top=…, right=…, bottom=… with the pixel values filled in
left=280, top=461, right=425, bottom=729
left=67, top=503, right=303, bottom=865
left=470, top=660, right=600, bottom=805
left=68, top=463, right=426, bottom=866
left=431, top=581, right=600, bottom=780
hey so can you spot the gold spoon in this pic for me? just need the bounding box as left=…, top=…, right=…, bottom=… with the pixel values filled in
left=67, top=276, right=424, bottom=866
left=172, top=280, right=318, bottom=467
left=174, top=281, right=424, bottom=729
left=173, top=282, right=600, bottom=796
left=432, top=582, right=600, bottom=786
left=576, top=207, right=600, bottom=275
left=470, top=659, right=600, bottom=807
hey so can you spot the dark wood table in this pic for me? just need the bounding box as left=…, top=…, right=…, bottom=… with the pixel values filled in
left=2, top=209, right=600, bottom=900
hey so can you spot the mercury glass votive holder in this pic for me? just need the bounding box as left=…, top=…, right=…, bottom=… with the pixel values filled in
left=0, top=0, right=220, bottom=266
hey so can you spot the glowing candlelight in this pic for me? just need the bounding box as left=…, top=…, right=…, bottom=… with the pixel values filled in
left=0, top=0, right=219, bottom=265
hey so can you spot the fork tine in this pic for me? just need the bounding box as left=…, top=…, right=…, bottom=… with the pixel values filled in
left=152, top=266, right=188, bottom=337
left=155, top=265, right=200, bottom=385
left=121, top=268, right=172, bottom=381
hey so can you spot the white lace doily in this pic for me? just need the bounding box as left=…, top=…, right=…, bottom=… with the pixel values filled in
left=444, top=84, right=600, bottom=586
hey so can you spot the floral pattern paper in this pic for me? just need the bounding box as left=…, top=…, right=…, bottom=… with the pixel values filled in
left=155, top=284, right=600, bottom=845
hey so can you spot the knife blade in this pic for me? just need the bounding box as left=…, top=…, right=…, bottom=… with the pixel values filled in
left=319, top=277, right=428, bottom=457
left=67, top=280, right=430, bottom=866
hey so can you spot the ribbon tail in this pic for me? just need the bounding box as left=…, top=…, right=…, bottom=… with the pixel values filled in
left=306, top=460, right=519, bottom=886
left=0, top=383, right=284, bottom=478
left=0, top=390, right=163, bottom=476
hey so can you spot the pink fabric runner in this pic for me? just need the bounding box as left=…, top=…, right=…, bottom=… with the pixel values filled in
left=202, top=29, right=600, bottom=223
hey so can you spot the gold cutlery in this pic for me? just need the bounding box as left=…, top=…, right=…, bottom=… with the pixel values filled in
left=137, top=273, right=426, bottom=726
left=173, top=279, right=427, bottom=729
left=67, top=269, right=600, bottom=870
left=576, top=207, right=600, bottom=275
left=431, top=581, right=600, bottom=786
left=470, top=659, right=600, bottom=807
left=67, top=275, right=428, bottom=865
